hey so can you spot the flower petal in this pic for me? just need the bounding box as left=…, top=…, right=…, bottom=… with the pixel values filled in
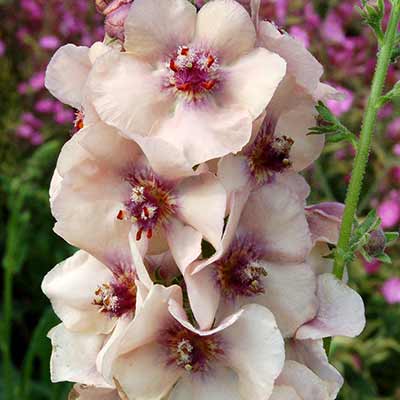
left=113, top=343, right=181, bottom=400
left=275, top=100, right=324, bottom=172
left=42, top=251, right=116, bottom=334
left=239, top=182, right=312, bottom=262
left=88, top=52, right=171, bottom=134
left=128, top=232, right=153, bottom=290
left=45, top=44, right=91, bottom=108
left=194, top=0, right=256, bottom=64
left=168, top=298, right=243, bottom=337
left=166, top=218, right=203, bottom=273
left=307, top=243, right=334, bottom=276
left=48, top=324, right=108, bottom=386
left=118, top=285, right=183, bottom=354
left=275, top=172, right=310, bottom=203
left=217, top=154, right=250, bottom=199
left=152, top=103, right=252, bottom=172
left=276, top=361, right=330, bottom=400
left=56, top=130, right=92, bottom=177
left=96, top=318, right=133, bottom=386
left=183, top=266, right=221, bottom=330
left=132, top=135, right=194, bottom=180
left=222, top=304, right=285, bottom=400
left=221, top=48, right=286, bottom=119
left=191, top=188, right=249, bottom=274
left=177, top=172, right=226, bottom=251
left=296, top=274, right=366, bottom=340
left=306, top=203, right=344, bottom=245
left=78, top=121, right=142, bottom=171
left=258, top=21, right=323, bottom=97
left=256, top=261, right=318, bottom=338
left=286, top=339, right=344, bottom=399
left=270, top=386, right=302, bottom=400
left=50, top=131, right=91, bottom=202
left=168, top=367, right=242, bottom=400
left=51, top=159, right=133, bottom=265
left=124, top=0, right=196, bottom=63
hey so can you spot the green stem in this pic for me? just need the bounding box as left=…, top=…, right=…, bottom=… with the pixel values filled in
left=333, top=0, right=400, bottom=279
left=2, top=265, right=14, bottom=400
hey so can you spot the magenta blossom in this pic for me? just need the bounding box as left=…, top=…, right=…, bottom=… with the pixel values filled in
left=362, top=259, right=381, bottom=275
left=381, top=278, right=400, bottom=304
left=0, top=40, right=5, bottom=57
left=378, top=197, right=400, bottom=228
left=388, top=117, right=400, bottom=140
left=39, top=35, right=60, bottom=50
left=326, top=85, right=354, bottom=117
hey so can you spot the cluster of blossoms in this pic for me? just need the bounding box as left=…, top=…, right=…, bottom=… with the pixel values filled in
left=42, top=0, right=366, bottom=398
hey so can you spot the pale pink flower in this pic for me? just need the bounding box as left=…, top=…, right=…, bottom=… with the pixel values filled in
left=183, top=178, right=317, bottom=332
left=47, top=282, right=181, bottom=388
left=98, top=296, right=284, bottom=400
left=87, top=0, right=287, bottom=175
left=42, top=246, right=152, bottom=335
left=214, top=6, right=339, bottom=178
left=50, top=123, right=227, bottom=270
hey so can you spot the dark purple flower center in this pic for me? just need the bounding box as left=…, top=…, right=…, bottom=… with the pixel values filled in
left=117, top=168, right=177, bottom=241
left=93, top=264, right=137, bottom=317
left=159, top=321, right=224, bottom=374
left=165, top=46, right=220, bottom=102
left=245, top=126, right=294, bottom=183
left=215, top=236, right=267, bottom=299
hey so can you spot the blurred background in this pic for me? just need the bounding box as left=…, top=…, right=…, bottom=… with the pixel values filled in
left=0, top=0, right=399, bottom=399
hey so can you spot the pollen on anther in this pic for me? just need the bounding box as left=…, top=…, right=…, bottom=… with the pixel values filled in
left=165, top=46, right=221, bottom=102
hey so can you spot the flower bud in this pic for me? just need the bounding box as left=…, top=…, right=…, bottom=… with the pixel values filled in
left=365, top=228, right=386, bottom=257
left=103, top=0, right=133, bottom=41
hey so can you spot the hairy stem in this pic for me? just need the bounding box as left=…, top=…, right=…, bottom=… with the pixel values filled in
left=333, top=0, right=400, bottom=279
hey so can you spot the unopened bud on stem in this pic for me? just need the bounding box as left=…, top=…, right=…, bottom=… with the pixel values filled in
left=365, top=228, right=386, bottom=257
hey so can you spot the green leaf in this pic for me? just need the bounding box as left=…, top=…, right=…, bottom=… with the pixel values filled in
left=308, top=102, right=358, bottom=148
left=375, top=252, right=392, bottom=263
left=385, top=231, right=399, bottom=243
